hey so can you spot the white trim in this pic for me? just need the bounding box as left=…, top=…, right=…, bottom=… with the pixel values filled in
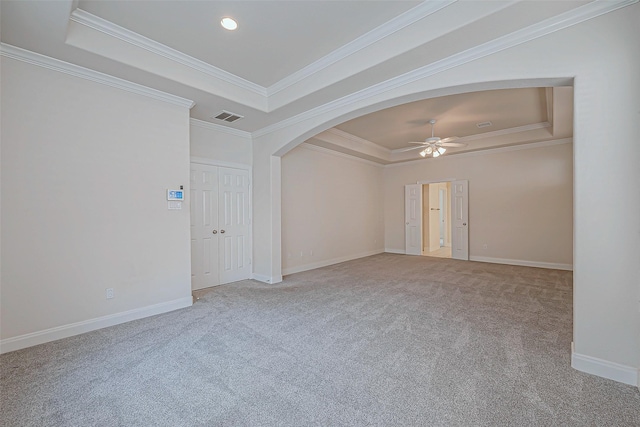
left=190, top=118, right=252, bottom=139
left=300, top=143, right=384, bottom=168
left=312, top=128, right=391, bottom=162
left=390, top=122, right=552, bottom=154
left=266, top=0, right=455, bottom=96
left=385, top=138, right=572, bottom=168
left=190, top=157, right=251, bottom=171
left=454, top=137, right=572, bottom=157
left=324, top=128, right=391, bottom=154
left=0, top=297, right=193, bottom=354
left=282, top=249, right=384, bottom=276
left=0, top=43, right=195, bottom=109
left=545, top=87, right=554, bottom=128
left=571, top=342, right=639, bottom=387
left=252, top=273, right=282, bottom=284
left=417, top=178, right=458, bottom=185
left=456, top=122, right=552, bottom=142
left=469, top=256, right=573, bottom=271
left=70, top=8, right=266, bottom=97
left=253, top=0, right=635, bottom=139
left=383, top=251, right=572, bottom=270
left=385, top=248, right=406, bottom=255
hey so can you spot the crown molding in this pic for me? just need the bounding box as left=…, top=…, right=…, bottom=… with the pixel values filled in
left=456, top=121, right=551, bottom=142
left=70, top=8, right=267, bottom=97
left=384, top=137, right=572, bottom=168
left=323, top=128, right=392, bottom=155
left=190, top=156, right=251, bottom=171
left=311, top=127, right=391, bottom=162
left=545, top=87, right=554, bottom=126
left=253, top=0, right=636, bottom=139
left=266, top=0, right=455, bottom=97
left=388, top=122, right=552, bottom=154
left=299, top=143, right=384, bottom=168
left=0, top=43, right=195, bottom=109
left=190, top=118, right=252, bottom=139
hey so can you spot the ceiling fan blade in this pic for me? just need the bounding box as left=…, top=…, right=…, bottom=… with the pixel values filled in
left=407, top=141, right=428, bottom=145
left=440, top=142, right=467, bottom=148
left=397, top=145, right=428, bottom=153
left=438, top=136, right=459, bottom=144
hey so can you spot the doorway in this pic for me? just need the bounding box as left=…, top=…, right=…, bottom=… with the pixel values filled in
left=190, top=162, right=252, bottom=290
left=422, top=182, right=451, bottom=258
left=404, top=180, right=468, bottom=260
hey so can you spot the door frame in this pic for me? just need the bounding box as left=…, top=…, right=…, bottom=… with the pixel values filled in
left=415, top=178, right=467, bottom=259
left=190, top=157, right=253, bottom=283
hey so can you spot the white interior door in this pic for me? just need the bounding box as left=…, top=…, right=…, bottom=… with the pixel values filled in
left=218, top=167, right=251, bottom=284
left=405, top=184, right=422, bottom=255
left=190, top=164, right=220, bottom=290
left=439, top=188, right=446, bottom=245
left=428, top=185, right=440, bottom=252
left=451, top=180, right=469, bottom=260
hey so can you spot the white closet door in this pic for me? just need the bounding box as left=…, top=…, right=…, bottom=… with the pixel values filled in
left=190, top=164, right=220, bottom=290
left=218, top=167, right=251, bottom=284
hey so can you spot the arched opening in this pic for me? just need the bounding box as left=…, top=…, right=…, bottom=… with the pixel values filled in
left=276, top=80, right=573, bottom=278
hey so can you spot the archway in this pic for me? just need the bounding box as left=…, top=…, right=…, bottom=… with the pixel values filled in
left=260, top=78, right=572, bottom=285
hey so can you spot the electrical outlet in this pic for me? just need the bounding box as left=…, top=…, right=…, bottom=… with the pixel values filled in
left=106, top=288, right=114, bottom=299
left=483, top=244, right=488, bottom=250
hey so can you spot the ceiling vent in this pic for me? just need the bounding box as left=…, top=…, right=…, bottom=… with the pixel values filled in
left=213, top=110, right=244, bottom=123
left=476, top=121, right=493, bottom=128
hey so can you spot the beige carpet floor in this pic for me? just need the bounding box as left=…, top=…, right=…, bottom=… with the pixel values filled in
left=1, top=253, right=639, bottom=426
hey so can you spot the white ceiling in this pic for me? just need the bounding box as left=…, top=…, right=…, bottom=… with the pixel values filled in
left=0, top=0, right=595, bottom=163
left=77, top=0, right=422, bottom=87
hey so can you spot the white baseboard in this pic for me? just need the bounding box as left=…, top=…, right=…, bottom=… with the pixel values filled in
left=0, top=296, right=193, bottom=354
left=384, top=248, right=406, bottom=254
left=252, top=273, right=283, bottom=284
left=571, top=342, right=638, bottom=386
left=282, top=249, right=384, bottom=276
left=470, top=256, right=573, bottom=271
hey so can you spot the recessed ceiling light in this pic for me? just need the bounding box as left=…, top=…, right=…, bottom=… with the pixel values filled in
left=220, top=17, right=238, bottom=31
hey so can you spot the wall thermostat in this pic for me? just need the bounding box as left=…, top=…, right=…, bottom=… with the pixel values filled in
left=167, top=189, right=184, bottom=201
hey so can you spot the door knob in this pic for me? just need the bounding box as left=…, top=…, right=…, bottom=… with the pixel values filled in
left=406, top=222, right=409, bottom=225
left=212, top=230, right=217, bottom=234
left=463, top=223, right=467, bottom=226
left=220, top=229, right=225, bottom=234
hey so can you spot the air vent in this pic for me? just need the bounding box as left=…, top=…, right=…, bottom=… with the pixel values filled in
left=213, top=110, right=244, bottom=123
left=476, top=121, right=493, bottom=128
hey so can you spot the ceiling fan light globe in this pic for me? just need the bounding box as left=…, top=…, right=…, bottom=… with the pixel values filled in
left=425, top=147, right=433, bottom=154
left=438, top=147, right=446, bottom=155
left=419, top=150, right=427, bottom=157
left=432, top=150, right=440, bottom=158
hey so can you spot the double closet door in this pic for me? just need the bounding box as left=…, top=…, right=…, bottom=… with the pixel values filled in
left=190, top=163, right=251, bottom=290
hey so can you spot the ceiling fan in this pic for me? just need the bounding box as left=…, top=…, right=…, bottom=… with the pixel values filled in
left=400, top=119, right=467, bottom=157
